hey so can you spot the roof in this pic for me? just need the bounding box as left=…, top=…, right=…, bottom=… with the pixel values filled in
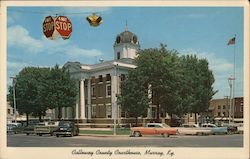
left=115, top=30, right=139, bottom=45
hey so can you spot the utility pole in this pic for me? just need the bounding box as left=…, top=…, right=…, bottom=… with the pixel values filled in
left=10, top=76, right=17, bottom=123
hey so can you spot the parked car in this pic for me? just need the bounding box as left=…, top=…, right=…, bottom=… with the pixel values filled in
left=34, top=121, right=59, bottom=136
left=237, top=123, right=244, bottom=134
left=10, top=121, right=39, bottom=135
left=53, top=121, right=79, bottom=137
left=7, top=123, right=21, bottom=134
left=221, top=123, right=238, bottom=134
left=177, top=124, right=212, bottom=136
left=201, top=123, right=228, bottom=135
left=130, top=123, right=178, bottom=137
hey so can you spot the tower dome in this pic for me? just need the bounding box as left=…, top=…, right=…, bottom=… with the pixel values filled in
left=115, top=30, right=139, bottom=45
left=113, top=27, right=140, bottom=60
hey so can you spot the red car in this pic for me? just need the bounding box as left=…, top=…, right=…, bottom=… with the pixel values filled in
left=130, top=123, right=178, bottom=137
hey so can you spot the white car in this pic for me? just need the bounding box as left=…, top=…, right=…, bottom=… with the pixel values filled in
left=177, top=124, right=212, bottom=136
left=236, top=123, right=243, bottom=134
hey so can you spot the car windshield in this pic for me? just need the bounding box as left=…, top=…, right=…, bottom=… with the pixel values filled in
left=162, top=123, right=170, bottom=128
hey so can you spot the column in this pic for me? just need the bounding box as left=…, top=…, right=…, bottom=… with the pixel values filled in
left=62, top=107, right=65, bottom=119
left=147, top=107, right=152, bottom=118
left=75, top=103, right=79, bottom=119
left=67, top=107, right=72, bottom=119
left=75, top=81, right=79, bottom=119
left=147, top=84, right=152, bottom=118
left=87, top=79, right=92, bottom=119
left=80, top=79, right=86, bottom=119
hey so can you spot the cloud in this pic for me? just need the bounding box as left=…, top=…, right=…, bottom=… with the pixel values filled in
left=180, top=48, right=233, bottom=73
left=7, top=25, right=104, bottom=58
left=66, top=47, right=102, bottom=57
left=8, top=25, right=43, bottom=53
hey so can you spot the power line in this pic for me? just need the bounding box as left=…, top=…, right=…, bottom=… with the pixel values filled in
left=9, top=9, right=101, bottom=16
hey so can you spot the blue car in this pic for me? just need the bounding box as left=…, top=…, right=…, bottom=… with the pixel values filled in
left=201, top=123, right=228, bottom=135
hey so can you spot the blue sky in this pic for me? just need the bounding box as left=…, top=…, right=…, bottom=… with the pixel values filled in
left=7, top=7, right=244, bottom=99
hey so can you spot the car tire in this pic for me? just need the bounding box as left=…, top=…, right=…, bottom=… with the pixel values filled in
left=134, top=131, right=141, bottom=137
left=26, top=133, right=29, bottom=136
left=197, top=132, right=202, bottom=136
left=56, top=134, right=59, bottom=137
left=70, top=131, right=74, bottom=137
left=162, top=133, right=170, bottom=138
left=39, top=134, right=42, bottom=136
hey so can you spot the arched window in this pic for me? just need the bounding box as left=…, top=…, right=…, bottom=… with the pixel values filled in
left=117, top=52, right=120, bottom=59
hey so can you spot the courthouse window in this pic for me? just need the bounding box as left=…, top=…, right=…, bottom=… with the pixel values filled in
left=106, top=104, right=112, bottom=118
left=92, top=87, right=96, bottom=97
left=99, top=75, right=103, bottom=82
left=106, top=85, right=111, bottom=96
left=106, top=74, right=111, bottom=81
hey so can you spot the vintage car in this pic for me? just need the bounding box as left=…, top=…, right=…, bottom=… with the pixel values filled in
left=177, top=124, right=212, bottom=136
left=34, top=121, right=59, bottom=136
left=53, top=121, right=79, bottom=137
left=7, top=123, right=21, bottom=134
left=201, top=123, right=228, bottom=135
left=237, top=123, right=243, bottom=134
left=130, top=123, right=178, bottom=137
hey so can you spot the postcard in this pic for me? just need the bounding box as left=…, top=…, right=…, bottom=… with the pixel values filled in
left=0, top=0, right=249, bottom=159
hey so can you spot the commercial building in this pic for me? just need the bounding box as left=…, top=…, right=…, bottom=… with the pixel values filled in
left=209, top=97, right=243, bottom=123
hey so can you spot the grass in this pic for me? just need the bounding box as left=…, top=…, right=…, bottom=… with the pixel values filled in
left=80, top=128, right=131, bottom=135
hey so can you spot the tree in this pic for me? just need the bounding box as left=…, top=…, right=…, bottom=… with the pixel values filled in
left=44, top=65, right=77, bottom=120
left=135, top=44, right=184, bottom=121
left=119, top=69, right=149, bottom=126
left=7, top=65, right=77, bottom=123
left=181, top=55, right=217, bottom=123
left=7, top=67, right=50, bottom=125
left=119, top=44, right=217, bottom=125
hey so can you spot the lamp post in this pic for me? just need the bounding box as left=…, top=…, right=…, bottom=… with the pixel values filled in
left=10, top=76, right=17, bottom=123
left=228, top=76, right=235, bottom=124
left=113, top=64, right=119, bottom=135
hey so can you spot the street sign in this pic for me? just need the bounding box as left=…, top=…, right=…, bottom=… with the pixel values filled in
left=55, top=16, right=72, bottom=39
left=42, top=16, right=55, bottom=39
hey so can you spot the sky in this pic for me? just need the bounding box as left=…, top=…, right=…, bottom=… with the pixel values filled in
left=7, top=6, right=244, bottom=99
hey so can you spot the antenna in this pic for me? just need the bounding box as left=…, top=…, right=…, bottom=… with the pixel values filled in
left=125, top=20, right=128, bottom=31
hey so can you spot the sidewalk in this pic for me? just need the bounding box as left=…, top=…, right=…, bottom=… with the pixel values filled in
left=79, top=128, right=130, bottom=137
left=79, top=128, right=112, bottom=131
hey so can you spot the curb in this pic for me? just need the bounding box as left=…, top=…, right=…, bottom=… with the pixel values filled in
left=79, top=134, right=129, bottom=137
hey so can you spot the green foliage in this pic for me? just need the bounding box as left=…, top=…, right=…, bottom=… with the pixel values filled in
left=44, top=64, right=77, bottom=119
left=119, top=69, right=149, bottom=119
left=119, top=44, right=217, bottom=120
left=7, top=65, right=77, bottom=121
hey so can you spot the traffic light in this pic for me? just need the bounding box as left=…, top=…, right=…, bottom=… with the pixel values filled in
left=86, top=13, right=102, bottom=27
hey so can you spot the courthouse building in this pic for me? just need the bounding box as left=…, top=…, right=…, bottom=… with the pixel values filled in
left=61, top=28, right=154, bottom=122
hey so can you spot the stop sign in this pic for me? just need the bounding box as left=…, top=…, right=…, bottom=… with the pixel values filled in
left=55, top=16, right=72, bottom=39
left=43, top=16, right=55, bottom=38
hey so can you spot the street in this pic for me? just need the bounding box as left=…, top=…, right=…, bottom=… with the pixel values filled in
left=7, top=134, right=243, bottom=147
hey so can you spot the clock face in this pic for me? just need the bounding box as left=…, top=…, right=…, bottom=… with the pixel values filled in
left=133, top=36, right=137, bottom=43
left=116, top=36, right=121, bottom=43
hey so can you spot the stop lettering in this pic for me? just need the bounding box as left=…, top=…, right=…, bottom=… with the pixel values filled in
left=55, top=16, right=72, bottom=39
left=42, top=16, right=54, bottom=38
